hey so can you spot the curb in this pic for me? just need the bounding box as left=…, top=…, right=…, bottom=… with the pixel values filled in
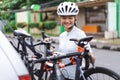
left=90, top=42, right=120, bottom=51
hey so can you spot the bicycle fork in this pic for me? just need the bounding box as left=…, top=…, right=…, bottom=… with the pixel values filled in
left=53, top=62, right=64, bottom=80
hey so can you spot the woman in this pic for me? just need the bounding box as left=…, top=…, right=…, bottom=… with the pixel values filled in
left=57, top=1, right=95, bottom=79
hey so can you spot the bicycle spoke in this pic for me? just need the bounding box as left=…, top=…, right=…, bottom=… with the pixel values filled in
left=86, top=73, right=119, bottom=80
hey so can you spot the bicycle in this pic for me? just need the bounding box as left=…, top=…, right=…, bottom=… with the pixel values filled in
left=68, top=36, right=120, bottom=80
left=1, top=18, right=55, bottom=80
left=9, top=29, right=56, bottom=80
left=33, top=36, right=120, bottom=80
left=9, top=30, right=120, bottom=80
left=9, top=29, right=84, bottom=80
left=9, top=29, right=40, bottom=79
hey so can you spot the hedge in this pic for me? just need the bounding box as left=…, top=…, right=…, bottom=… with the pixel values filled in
left=43, top=21, right=57, bottom=30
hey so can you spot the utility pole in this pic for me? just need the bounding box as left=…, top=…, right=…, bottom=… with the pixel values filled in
left=116, top=0, right=120, bottom=38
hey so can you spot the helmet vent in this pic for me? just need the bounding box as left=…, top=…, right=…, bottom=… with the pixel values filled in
left=65, top=5, right=68, bottom=12
left=62, top=8, right=64, bottom=12
left=75, top=10, right=78, bottom=13
left=71, top=3, right=73, bottom=6
left=59, top=9, right=62, bottom=13
left=69, top=7, right=72, bottom=12
left=71, top=8, right=76, bottom=13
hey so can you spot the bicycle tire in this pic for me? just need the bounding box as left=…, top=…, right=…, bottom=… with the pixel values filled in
left=80, top=67, right=120, bottom=80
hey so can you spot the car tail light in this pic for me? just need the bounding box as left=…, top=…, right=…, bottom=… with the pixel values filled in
left=19, top=74, right=32, bottom=80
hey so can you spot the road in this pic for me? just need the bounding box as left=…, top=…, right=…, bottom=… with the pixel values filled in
left=92, top=48, right=120, bottom=75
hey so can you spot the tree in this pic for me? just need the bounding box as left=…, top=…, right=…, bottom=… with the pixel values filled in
left=0, top=0, right=57, bottom=10
left=0, top=0, right=80, bottom=21
left=66, top=0, right=78, bottom=2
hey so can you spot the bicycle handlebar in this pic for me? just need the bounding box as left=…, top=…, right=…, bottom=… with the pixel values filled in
left=41, top=31, right=49, bottom=39
left=33, top=40, right=51, bottom=46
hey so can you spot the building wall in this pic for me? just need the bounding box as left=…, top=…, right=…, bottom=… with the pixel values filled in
left=31, top=13, right=40, bottom=22
left=15, top=6, right=107, bottom=33
left=16, top=11, right=28, bottom=23
left=77, top=7, right=107, bottom=32
left=16, top=11, right=40, bottom=23
left=77, top=8, right=86, bottom=29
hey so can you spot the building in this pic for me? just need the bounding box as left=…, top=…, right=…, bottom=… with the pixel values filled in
left=33, top=0, right=114, bottom=34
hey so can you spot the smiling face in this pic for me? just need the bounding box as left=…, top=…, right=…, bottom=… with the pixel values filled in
left=60, top=16, right=76, bottom=32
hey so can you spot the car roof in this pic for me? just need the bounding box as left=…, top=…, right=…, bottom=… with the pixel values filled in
left=0, top=47, right=19, bottom=80
left=0, top=31, right=29, bottom=79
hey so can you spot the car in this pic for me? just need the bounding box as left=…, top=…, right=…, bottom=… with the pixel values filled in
left=0, top=31, right=31, bottom=80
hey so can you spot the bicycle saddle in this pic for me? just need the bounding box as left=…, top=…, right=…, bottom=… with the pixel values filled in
left=14, top=29, right=31, bottom=37
left=70, top=36, right=93, bottom=47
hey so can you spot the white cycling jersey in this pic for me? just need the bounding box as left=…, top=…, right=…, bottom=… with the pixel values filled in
left=59, top=26, right=92, bottom=54
left=58, top=26, right=92, bottom=79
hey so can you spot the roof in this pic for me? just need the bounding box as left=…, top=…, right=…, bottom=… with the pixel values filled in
left=32, top=0, right=114, bottom=13
left=77, top=0, right=114, bottom=7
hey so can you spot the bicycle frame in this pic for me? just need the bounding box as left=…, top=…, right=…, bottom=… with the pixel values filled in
left=75, top=55, right=86, bottom=80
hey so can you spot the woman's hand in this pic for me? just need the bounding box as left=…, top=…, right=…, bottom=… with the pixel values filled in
left=44, top=38, right=51, bottom=42
left=89, top=52, right=96, bottom=64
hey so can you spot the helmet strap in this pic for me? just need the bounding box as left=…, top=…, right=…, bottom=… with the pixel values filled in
left=74, top=18, right=77, bottom=27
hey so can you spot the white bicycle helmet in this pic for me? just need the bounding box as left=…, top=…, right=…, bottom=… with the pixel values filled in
left=57, top=2, right=79, bottom=16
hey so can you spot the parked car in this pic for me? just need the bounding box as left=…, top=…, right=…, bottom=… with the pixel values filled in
left=0, top=31, right=31, bottom=80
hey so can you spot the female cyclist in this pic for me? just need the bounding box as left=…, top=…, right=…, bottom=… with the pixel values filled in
left=57, top=1, right=95, bottom=79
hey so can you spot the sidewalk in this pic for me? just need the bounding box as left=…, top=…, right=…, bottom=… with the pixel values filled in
left=51, top=36, right=120, bottom=51
left=90, top=39, right=120, bottom=51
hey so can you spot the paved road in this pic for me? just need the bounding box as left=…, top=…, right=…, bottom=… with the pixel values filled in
left=92, top=48, right=120, bottom=75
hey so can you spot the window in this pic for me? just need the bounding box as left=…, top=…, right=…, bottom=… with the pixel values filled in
left=86, top=6, right=107, bottom=23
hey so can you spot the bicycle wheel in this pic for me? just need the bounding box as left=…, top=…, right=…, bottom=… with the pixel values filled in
left=80, top=67, right=120, bottom=80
